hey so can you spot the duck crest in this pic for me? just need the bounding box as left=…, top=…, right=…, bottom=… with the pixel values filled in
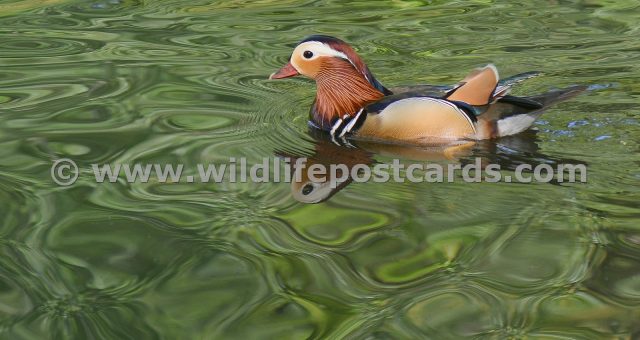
left=302, top=35, right=392, bottom=95
left=312, top=57, right=385, bottom=129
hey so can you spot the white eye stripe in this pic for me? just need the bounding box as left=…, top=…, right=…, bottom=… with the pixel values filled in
left=289, top=40, right=365, bottom=78
left=296, top=41, right=349, bottom=60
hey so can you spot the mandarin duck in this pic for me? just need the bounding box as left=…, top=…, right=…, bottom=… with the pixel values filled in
left=270, top=35, right=585, bottom=145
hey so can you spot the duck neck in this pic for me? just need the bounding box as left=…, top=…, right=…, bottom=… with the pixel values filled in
left=312, top=60, right=385, bottom=129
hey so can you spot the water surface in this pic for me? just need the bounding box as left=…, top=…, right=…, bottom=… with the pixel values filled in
left=1, top=0, right=639, bottom=338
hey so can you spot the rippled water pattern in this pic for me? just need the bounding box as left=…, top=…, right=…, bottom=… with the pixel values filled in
left=1, top=0, right=639, bottom=338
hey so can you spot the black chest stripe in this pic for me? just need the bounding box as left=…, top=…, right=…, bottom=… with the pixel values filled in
left=447, top=100, right=479, bottom=122
left=324, top=109, right=368, bottom=137
left=339, top=109, right=365, bottom=137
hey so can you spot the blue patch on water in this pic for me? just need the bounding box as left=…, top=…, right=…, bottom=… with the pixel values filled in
left=587, top=83, right=616, bottom=91
left=91, top=0, right=120, bottom=9
left=553, top=130, right=575, bottom=137
left=568, top=120, right=589, bottom=128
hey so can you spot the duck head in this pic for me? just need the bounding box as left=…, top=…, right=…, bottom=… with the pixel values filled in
left=270, top=35, right=391, bottom=129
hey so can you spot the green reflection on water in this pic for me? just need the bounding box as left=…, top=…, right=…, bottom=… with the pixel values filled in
left=1, top=0, right=639, bottom=338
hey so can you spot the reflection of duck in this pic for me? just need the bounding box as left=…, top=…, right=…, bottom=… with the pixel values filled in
left=278, top=132, right=475, bottom=204
left=270, top=35, right=586, bottom=144
left=280, top=129, right=583, bottom=204
left=279, top=130, right=473, bottom=204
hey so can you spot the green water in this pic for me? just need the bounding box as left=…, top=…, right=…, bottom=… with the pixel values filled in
left=1, top=0, right=640, bottom=338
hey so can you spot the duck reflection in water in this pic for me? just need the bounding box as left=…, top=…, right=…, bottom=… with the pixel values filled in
left=279, top=128, right=583, bottom=204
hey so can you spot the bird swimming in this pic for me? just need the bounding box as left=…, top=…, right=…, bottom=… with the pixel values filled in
left=269, top=35, right=585, bottom=145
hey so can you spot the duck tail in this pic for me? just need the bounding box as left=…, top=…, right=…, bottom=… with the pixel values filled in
left=476, top=85, right=588, bottom=138
left=526, top=85, right=588, bottom=108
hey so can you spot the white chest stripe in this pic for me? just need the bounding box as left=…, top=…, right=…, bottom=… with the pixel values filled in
left=339, top=108, right=364, bottom=137
left=330, top=118, right=343, bottom=136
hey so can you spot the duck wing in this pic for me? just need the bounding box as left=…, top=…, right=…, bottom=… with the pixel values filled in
left=389, top=70, right=543, bottom=101
left=356, top=95, right=477, bottom=143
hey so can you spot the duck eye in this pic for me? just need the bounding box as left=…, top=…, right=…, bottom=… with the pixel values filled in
left=301, top=184, right=314, bottom=195
left=303, top=51, right=314, bottom=59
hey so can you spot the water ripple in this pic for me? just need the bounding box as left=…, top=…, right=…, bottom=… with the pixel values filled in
left=1, top=0, right=639, bottom=338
